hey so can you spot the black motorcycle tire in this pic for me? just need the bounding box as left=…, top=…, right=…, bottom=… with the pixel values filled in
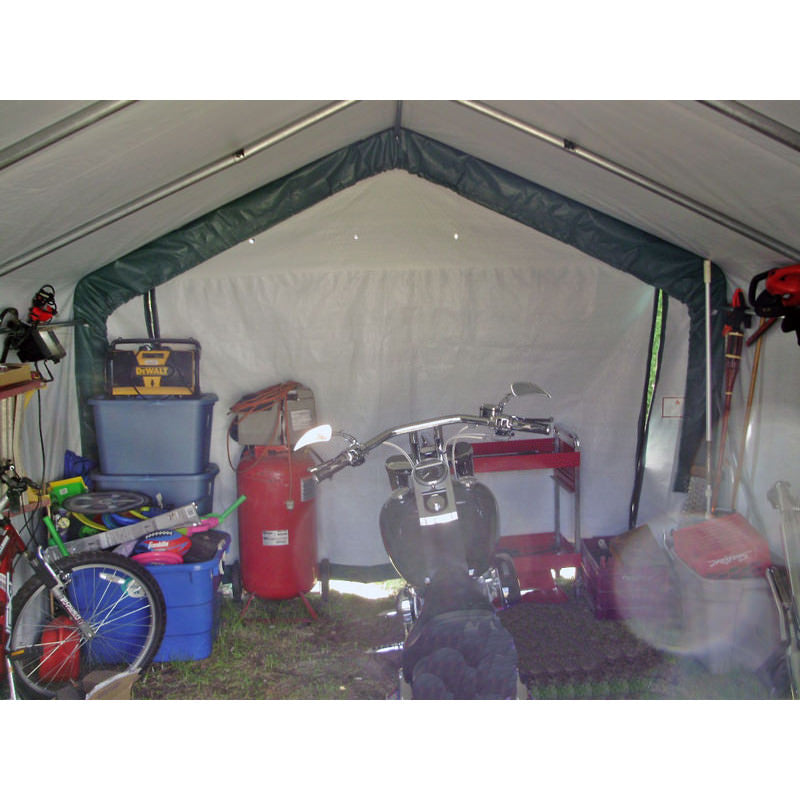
left=494, top=552, right=522, bottom=607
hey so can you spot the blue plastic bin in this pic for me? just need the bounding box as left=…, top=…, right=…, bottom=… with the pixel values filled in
left=90, top=464, right=219, bottom=515
left=146, top=533, right=230, bottom=662
left=89, top=393, right=217, bottom=475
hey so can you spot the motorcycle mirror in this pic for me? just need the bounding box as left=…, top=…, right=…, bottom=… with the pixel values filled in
left=293, top=424, right=333, bottom=451
left=510, top=381, right=551, bottom=399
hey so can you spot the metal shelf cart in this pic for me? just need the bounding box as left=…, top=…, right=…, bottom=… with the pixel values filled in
left=472, top=426, right=581, bottom=599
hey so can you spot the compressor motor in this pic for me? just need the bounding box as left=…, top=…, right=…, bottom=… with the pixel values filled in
left=229, top=381, right=316, bottom=447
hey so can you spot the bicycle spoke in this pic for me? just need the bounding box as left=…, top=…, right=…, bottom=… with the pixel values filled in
left=10, top=553, right=165, bottom=697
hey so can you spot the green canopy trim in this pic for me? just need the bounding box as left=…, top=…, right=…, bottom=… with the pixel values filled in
left=74, top=127, right=726, bottom=490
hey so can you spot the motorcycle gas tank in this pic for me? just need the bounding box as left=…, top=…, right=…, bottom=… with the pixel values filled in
left=379, top=478, right=498, bottom=588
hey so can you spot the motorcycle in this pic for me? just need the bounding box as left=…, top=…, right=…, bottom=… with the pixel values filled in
left=294, top=382, right=553, bottom=699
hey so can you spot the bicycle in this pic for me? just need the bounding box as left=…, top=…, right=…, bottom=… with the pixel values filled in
left=1, top=461, right=168, bottom=699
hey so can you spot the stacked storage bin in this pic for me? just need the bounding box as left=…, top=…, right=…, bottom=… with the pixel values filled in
left=147, top=531, right=231, bottom=662
left=88, top=393, right=228, bottom=661
left=85, top=339, right=229, bottom=661
left=88, top=393, right=219, bottom=513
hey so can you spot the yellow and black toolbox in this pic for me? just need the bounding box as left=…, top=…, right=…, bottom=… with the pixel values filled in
left=105, top=338, right=200, bottom=397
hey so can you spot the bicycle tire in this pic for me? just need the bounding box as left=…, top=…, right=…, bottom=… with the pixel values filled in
left=9, top=551, right=166, bottom=699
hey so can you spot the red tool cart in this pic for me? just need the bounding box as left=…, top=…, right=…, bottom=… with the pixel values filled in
left=474, top=425, right=581, bottom=600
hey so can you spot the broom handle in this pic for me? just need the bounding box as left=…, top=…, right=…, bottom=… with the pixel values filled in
left=704, top=260, right=713, bottom=516
left=731, top=333, right=764, bottom=511
left=746, top=315, right=778, bottom=346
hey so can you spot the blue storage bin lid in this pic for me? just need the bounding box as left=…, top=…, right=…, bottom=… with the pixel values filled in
left=89, top=393, right=218, bottom=406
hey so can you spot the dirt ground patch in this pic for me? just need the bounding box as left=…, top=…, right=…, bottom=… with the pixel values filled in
left=501, top=596, right=773, bottom=699
left=134, top=589, right=405, bottom=700
left=133, top=585, right=776, bottom=701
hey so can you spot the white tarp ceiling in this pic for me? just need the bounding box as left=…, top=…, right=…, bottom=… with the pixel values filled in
left=2, top=99, right=800, bottom=298
left=3, top=98, right=800, bottom=567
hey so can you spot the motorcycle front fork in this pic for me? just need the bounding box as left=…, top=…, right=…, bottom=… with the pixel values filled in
left=396, top=585, right=420, bottom=638
left=477, top=566, right=506, bottom=606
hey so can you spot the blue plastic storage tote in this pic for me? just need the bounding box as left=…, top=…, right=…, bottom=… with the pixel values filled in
left=91, top=464, right=218, bottom=515
left=89, top=393, right=217, bottom=475
left=145, top=533, right=230, bottom=662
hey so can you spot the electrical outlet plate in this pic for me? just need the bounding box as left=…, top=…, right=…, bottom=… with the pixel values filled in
left=662, top=397, right=684, bottom=418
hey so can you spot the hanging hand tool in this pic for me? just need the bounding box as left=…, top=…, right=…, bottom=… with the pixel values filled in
left=749, top=264, right=800, bottom=345
left=711, top=288, right=750, bottom=512
left=730, top=315, right=778, bottom=511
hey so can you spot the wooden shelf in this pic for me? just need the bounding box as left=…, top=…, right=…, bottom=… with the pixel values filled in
left=0, top=375, right=45, bottom=401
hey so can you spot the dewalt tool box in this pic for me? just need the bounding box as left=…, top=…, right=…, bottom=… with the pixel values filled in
left=106, top=338, right=200, bottom=397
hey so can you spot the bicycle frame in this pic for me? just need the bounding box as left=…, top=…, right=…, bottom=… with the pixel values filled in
left=1, top=485, right=88, bottom=698
left=2, top=467, right=242, bottom=699
left=1, top=471, right=178, bottom=698
left=1, top=509, right=28, bottom=696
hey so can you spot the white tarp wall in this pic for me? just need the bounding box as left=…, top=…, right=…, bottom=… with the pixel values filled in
left=712, top=314, right=800, bottom=544
left=7, top=170, right=797, bottom=570
left=104, top=171, right=688, bottom=568
left=1, top=282, right=80, bottom=496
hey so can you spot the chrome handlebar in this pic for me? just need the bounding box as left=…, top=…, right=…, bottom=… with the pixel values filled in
left=307, top=411, right=552, bottom=482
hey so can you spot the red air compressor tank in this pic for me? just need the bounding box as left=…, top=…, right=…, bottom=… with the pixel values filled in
left=236, top=446, right=318, bottom=599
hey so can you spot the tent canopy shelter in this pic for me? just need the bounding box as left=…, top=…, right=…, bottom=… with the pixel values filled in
left=2, top=100, right=798, bottom=575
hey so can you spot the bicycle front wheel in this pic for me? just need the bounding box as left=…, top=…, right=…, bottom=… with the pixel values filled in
left=9, top=551, right=166, bottom=699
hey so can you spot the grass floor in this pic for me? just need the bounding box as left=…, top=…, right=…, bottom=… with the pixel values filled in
left=133, top=584, right=782, bottom=701
left=134, top=587, right=404, bottom=700
left=2, top=581, right=786, bottom=700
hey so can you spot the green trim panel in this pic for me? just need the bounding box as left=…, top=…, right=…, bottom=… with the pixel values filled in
left=75, top=127, right=726, bottom=490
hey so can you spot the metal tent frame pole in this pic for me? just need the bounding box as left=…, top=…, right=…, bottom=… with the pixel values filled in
left=0, top=100, right=358, bottom=279
left=699, top=100, right=800, bottom=154
left=704, top=259, right=714, bottom=517
left=455, top=100, right=800, bottom=262
left=0, top=101, right=135, bottom=172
